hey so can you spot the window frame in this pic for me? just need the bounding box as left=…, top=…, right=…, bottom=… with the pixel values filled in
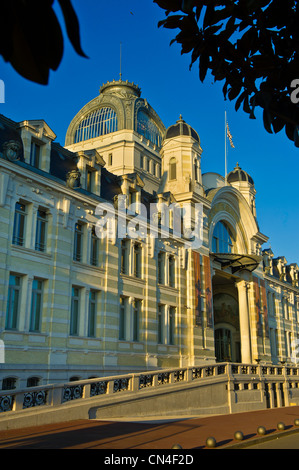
left=169, top=157, right=177, bottom=181
left=120, top=239, right=129, bottom=275
left=73, top=222, right=83, bottom=262
left=30, top=141, right=41, bottom=169
left=12, top=202, right=27, bottom=247
left=35, top=209, right=48, bottom=252
left=90, top=226, right=99, bottom=266
left=70, top=287, right=80, bottom=336
left=6, top=274, right=21, bottom=330
left=74, top=107, right=118, bottom=143
left=88, top=290, right=97, bottom=338
left=169, top=306, right=176, bottom=345
left=29, top=278, right=43, bottom=332
left=119, top=296, right=126, bottom=340
left=133, top=242, right=142, bottom=278
left=169, top=255, right=176, bottom=288
left=133, top=299, right=141, bottom=342
left=212, top=220, right=234, bottom=254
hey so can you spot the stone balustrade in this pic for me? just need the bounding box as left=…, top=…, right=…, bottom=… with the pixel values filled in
left=1, top=362, right=299, bottom=419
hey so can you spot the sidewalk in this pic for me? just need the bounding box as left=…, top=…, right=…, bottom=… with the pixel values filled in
left=0, top=406, right=299, bottom=449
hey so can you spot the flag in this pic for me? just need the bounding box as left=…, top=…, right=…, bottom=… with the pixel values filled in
left=226, top=122, right=235, bottom=148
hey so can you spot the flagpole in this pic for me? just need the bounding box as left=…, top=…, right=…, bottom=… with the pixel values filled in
left=225, top=111, right=227, bottom=185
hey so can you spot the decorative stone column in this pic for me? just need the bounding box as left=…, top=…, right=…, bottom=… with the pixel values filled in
left=236, top=280, right=252, bottom=364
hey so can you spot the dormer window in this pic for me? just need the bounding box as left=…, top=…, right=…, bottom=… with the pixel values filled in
left=86, top=166, right=96, bottom=193
left=128, top=190, right=137, bottom=207
left=30, top=141, right=41, bottom=169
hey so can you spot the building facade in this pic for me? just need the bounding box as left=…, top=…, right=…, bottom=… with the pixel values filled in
left=0, top=79, right=298, bottom=390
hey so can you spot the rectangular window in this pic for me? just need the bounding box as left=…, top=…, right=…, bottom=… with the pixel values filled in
left=158, top=252, right=165, bottom=284
left=108, top=153, right=113, bottom=166
left=169, top=256, right=175, bottom=288
left=30, top=279, right=43, bottom=332
left=88, top=290, right=97, bottom=338
left=134, top=243, right=142, bottom=278
left=140, top=155, right=144, bottom=169
left=35, top=209, right=47, bottom=252
left=73, top=223, right=83, bottom=262
left=30, top=141, right=41, bottom=169
left=133, top=300, right=141, bottom=342
left=158, top=304, right=164, bottom=344
left=6, top=275, right=21, bottom=330
left=70, top=287, right=80, bottom=336
left=119, top=297, right=126, bottom=340
left=86, top=168, right=93, bottom=192
left=121, top=240, right=129, bottom=275
left=169, top=307, right=175, bottom=345
left=169, top=158, right=177, bottom=180
left=12, top=202, right=26, bottom=246
left=90, top=226, right=98, bottom=266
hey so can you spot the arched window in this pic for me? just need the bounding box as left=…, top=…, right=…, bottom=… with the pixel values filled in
left=27, top=377, right=40, bottom=388
left=137, top=110, right=162, bottom=147
left=212, top=221, right=234, bottom=253
left=169, top=158, right=177, bottom=181
left=2, top=377, right=17, bottom=390
left=74, top=107, right=118, bottom=143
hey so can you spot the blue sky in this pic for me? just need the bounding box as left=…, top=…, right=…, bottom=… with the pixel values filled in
left=0, top=0, right=298, bottom=264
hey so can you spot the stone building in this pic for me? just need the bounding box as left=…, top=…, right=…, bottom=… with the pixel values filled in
left=0, top=79, right=298, bottom=390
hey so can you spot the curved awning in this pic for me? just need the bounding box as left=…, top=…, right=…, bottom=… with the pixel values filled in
left=211, top=253, right=262, bottom=274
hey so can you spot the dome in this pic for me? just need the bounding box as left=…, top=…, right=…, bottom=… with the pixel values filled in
left=65, top=78, right=165, bottom=147
left=165, top=115, right=200, bottom=143
left=227, top=162, right=254, bottom=185
left=99, top=79, right=141, bottom=98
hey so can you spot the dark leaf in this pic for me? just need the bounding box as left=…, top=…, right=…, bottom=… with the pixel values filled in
left=199, top=53, right=209, bottom=82
left=235, top=91, right=246, bottom=111
left=228, top=84, right=242, bottom=101
left=263, top=108, right=273, bottom=134
left=58, top=0, right=88, bottom=57
left=158, top=15, right=184, bottom=29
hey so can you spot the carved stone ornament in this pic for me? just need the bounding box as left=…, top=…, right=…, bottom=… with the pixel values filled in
left=66, top=169, right=81, bottom=189
left=2, top=140, right=21, bottom=162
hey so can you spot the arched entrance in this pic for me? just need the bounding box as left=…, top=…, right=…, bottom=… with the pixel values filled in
left=212, top=273, right=241, bottom=363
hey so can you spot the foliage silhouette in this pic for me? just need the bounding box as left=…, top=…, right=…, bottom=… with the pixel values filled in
left=0, top=0, right=87, bottom=85
left=154, top=0, right=299, bottom=147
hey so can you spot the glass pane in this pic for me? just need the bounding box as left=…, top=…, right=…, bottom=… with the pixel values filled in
left=74, top=224, right=82, bottom=262
left=74, top=107, right=118, bottom=143
left=88, top=296, right=96, bottom=338
left=212, top=221, right=234, bottom=253
left=137, top=110, right=162, bottom=147
left=13, top=211, right=25, bottom=246
left=134, top=244, right=141, bottom=278
left=6, top=288, right=19, bottom=329
left=35, top=213, right=47, bottom=252
left=158, top=306, right=163, bottom=344
left=133, top=301, right=140, bottom=341
left=119, top=298, right=126, bottom=340
left=30, top=290, right=42, bottom=332
left=70, top=288, right=80, bottom=335
left=169, top=307, right=175, bottom=345
left=169, top=257, right=175, bottom=287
